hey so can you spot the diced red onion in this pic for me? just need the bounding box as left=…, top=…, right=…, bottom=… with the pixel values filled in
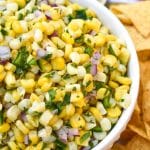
left=50, top=3, right=58, bottom=7
left=91, top=51, right=101, bottom=65
left=56, top=127, right=68, bottom=142
left=81, top=147, right=91, bottom=150
left=48, top=31, right=58, bottom=38
left=39, top=0, right=48, bottom=5
left=37, top=49, right=46, bottom=58
left=24, top=135, right=29, bottom=145
left=90, top=64, right=97, bottom=76
left=34, top=10, right=42, bottom=18
left=90, top=30, right=97, bottom=36
left=0, top=59, right=9, bottom=65
left=20, top=112, right=27, bottom=122
left=85, top=90, right=96, bottom=101
left=0, top=46, right=11, bottom=60
left=45, top=11, right=52, bottom=20
left=68, top=128, right=79, bottom=138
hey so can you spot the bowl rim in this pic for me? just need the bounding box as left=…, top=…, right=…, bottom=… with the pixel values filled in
left=71, top=0, right=140, bottom=149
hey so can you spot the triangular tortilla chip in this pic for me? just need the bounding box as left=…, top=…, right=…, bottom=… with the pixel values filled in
left=110, top=1, right=150, bottom=37
left=126, top=26, right=150, bottom=51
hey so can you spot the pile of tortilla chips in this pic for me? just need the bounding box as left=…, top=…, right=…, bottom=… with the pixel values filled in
left=109, top=1, right=150, bottom=150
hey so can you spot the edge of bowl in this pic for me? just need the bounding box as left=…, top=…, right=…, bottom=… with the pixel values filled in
left=71, top=0, right=140, bottom=149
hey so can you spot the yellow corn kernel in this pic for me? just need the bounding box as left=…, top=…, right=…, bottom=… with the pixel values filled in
left=9, top=30, right=15, bottom=37
left=12, top=90, right=21, bottom=103
left=11, top=0, right=26, bottom=8
left=0, top=65, right=4, bottom=72
left=106, top=35, right=117, bottom=41
left=38, top=77, right=50, bottom=86
left=12, top=21, right=23, bottom=34
left=86, top=9, right=96, bottom=18
left=97, top=64, right=104, bottom=72
left=1, top=146, right=9, bottom=150
left=0, top=71, right=6, bottom=82
left=59, top=108, right=67, bottom=119
left=25, top=72, right=35, bottom=79
left=65, top=44, right=73, bottom=59
left=17, top=143, right=25, bottom=150
left=26, top=115, right=39, bottom=128
left=116, top=76, right=132, bottom=85
left=20, top=79, right=35, bottom=93
left=76, top=108, right=83, bottom=114
left=94, top=34, right=106, bottom=47
left=24, top=122, right=34, bottom=130
left=40, top=3, right=51, bottom=11
left=115, top=85, right=129, bottom=101
left=16, top=120, right=29, bottom=134
left=36, top=142, right=44, bottom=150
left=30, top=93, right=40, bottom=102
left=29, top=130, right=39, bottom=145
left=90, top=107, right=102, bottom=121
left=4, top=63, right=16, bottom=72
left=41, top=83, right=52, bottom=92
left=103, top=55, right=118, bottom=67
left=13, top=127, right=24, bottom=143
left=51, top=57, right=66, bottom=70
left=49, top=115, right=58, bottom=126
left=42, top=22, right=54, bottom=35
left=65, top=104, right=75, bottom=118
left=83, top=74, right=94, bottom=92
left=96, top=88, right=107, bottom=100
left=0, top=123, right=10, bottom=133
left=50, top=9, right=61, bottom=21
left=84, top=18, right=101, bottom=33
left=119, top=48, right=130, bottom=65
left=80, top=54, right=90, bottom=64
left=11, top=50, right=18, bottom=59
left=8, top=141, right=19, bottom=150
left=70, top=91, right=84, bottom=103
left=84, top=34, right=95, bottom=47
left=5, top=72, right=16, bottom=89
left=62, top=32, right=74, bottom=44
left=108, top=81, right=119, bottom=89
left=68, top=19, right=84, bottom=31
left=110, top=70, right=121, bottom=81
left=25, top=146, right=35, bottom=150
left=73, top=47, right=84, bottom=54
left=55, top=88, right=65, bottom=102
left=70, top=114, right=85, bottom=128
left=107, top=106, right=122, bottom=118
left=51, top=37, right=65, bottom=49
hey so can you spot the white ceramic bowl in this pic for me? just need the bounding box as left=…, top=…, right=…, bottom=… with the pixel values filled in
left=71, top=0, right=140, bottom=149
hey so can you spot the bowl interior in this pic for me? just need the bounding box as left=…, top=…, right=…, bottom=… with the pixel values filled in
left=71, top=0, right=140, bottom=149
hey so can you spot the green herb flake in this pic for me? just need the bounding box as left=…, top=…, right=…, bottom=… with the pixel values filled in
left=63, top=93, right=71, bottom=105
left=94, top=81, right=105, bottom=90
left=43, top=54, right=52, bottom=60
left=85, top=63, right=91, bottom=73
left=75, top=35, right=84, bottom=44
left=92, top=126, right=102, bottom=132
left=103, top=96, right=111, bottom=108
left=108, top=45, right=116, bottom=57
left=75, top=9, right=87, bottom=20
left=84, top=47, right=93, bottom=56
left=55, top=139, right=66, bottom=149
left=48, top=89, right=56, bottom=101
left=18, top=13, right=24, bottom=20
left=80, top=131, right=91, bottom=143
left=0, top=111, right=3, bottom=125
left=1, top=29, right=8, bottom=36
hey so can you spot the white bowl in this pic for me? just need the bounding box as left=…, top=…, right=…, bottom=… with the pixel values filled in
left=71, top=0, right=140, bottom=149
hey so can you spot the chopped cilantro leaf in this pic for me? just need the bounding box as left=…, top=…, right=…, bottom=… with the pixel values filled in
left=63, top=93, right=71, bottom=105
left=80, top=132, right=91, bottom=143
left=18, top=13, right=24, bottom=20
left=108, top=45, right=116, bottom=57
left=1, top=29, right=8, bottom=36
left=48, top=89, right=56, bottom=101
left=103, top=96, right=111, bottom=108
left=84, top=47, right=93, bottom=56
left=0, top=111, right=3, bottom=125
left=85, top=63, right=91, bottom=73
left=75, top=9, right=87, bottom=20
left=92, top=126, right=102, bottom=132
left=94, top=81, right=105, bottom=90
left=75, top=35, right=84, bottom=44
left=55, top=139, right=66, bottom=149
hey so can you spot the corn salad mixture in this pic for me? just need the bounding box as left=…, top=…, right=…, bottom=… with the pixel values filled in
left=0, top=0, right=131, bottom=149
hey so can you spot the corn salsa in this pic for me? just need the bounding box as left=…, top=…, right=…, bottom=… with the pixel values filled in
left=0, top=0, right=131, bottom=149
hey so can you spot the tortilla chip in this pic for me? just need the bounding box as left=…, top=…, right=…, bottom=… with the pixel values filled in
left=138, top=50, right=150, bottom=62
left=111, top=143, right=126, bottom=150
left=126, top=135, right=150, bottom=150
left=110, top=1, right=150, bottom=37
left=126, top=26, right=150, bottom=51
left=144, top=122, right=150, bottom=138
left=116, top=14, right=132, bottom=25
